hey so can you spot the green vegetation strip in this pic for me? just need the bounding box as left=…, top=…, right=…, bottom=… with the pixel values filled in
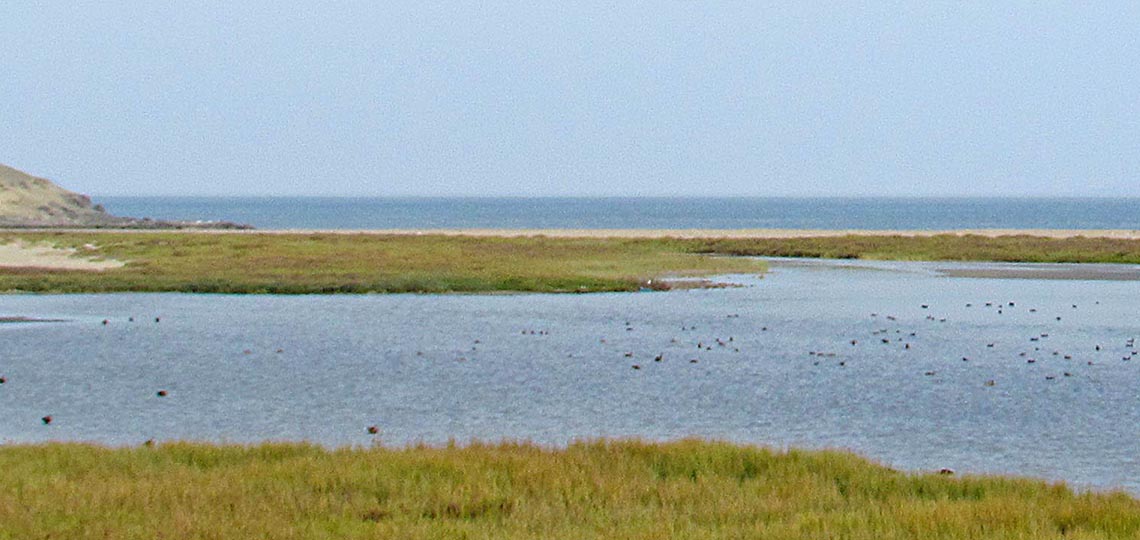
left=0, top=440, right=1136, bottom=539
left=687, top=234, right=1140, bottom=263
left=0, top=232, right=761, bottom=294
left=4, top=231, right=1140, bottom=294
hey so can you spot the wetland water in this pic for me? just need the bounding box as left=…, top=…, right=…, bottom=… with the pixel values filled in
left=2, top=259, right=1140, bottom=492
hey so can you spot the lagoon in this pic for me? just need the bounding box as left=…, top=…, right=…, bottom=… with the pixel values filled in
left=2, top=259, right=1139, bottom=492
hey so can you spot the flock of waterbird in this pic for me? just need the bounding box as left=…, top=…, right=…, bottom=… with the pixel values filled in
left=888, top=300, right=1134, bottom=384
left=598, top=297, right=1137, bottom=406
left=2, top=295, right=1136, bottom=443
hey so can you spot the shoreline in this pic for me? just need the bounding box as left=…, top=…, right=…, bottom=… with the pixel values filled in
left=346, top=228, right=1140, bottom=239
left=5, top=227, right=1140, bottom=239
left=769, top=257, right=1140, bottom=281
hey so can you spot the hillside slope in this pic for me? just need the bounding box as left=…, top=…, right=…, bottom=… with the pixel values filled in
left=0, top=163, right=128, bottom=226
left=0, top=164, right=248, bottom=228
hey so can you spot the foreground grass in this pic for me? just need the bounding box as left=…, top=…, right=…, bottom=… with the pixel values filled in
left=0, top=440, right=1137, bottom=539
left=3, top=231, right=1140, bottom=294
left=0, top=232, right=761, bottom=294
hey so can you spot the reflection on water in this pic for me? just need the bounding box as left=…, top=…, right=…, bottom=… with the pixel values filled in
left=1, top=259, right=1139, bottom=493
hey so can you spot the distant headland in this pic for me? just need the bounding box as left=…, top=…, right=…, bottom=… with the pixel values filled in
left=0, top=163, right=250, bottom=229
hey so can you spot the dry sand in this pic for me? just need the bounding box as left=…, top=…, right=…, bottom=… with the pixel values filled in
left=5, top=227, right=1140, bottom=239
left=0, top=241, right=123, bottom=270
left=348, top=228, right=1140, bottom=239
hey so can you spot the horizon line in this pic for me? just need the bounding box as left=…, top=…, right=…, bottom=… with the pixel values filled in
left=91, top=193, right=1140, bottom=200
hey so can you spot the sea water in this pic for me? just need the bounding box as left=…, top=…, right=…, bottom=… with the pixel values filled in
left=97, top=196, right=1140, bottom=230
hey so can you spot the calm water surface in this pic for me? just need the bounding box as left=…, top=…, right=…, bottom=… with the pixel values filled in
left=98, top=196, right=1140, bottom=230
left=2, top=260, right=1139, bottom=493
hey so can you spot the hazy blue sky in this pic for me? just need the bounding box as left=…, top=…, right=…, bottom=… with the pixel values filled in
left=2, top=3, right=1138, bottom=197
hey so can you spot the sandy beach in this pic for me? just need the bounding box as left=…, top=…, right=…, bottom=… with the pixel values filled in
left=9, top=227, right=1139, bottom=239
left=352, top=228, right=1140, bottom=239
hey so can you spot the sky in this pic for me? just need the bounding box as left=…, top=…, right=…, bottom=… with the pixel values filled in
left=2, top=2, right=1139, bottom=197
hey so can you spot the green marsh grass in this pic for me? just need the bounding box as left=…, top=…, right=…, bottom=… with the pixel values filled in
left=3, top=231, right=1140, bottom=294
left=1, top=439, right=1137, bottom=539
left=687, top=234, right=1140, bottom=264
left=0, top=232, right=761, bottom=294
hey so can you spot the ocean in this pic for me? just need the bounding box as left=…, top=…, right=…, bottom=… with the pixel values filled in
left=97, top=196, right=1140, bottom=230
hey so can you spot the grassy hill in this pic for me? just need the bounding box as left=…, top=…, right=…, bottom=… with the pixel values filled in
left=0, top=163, right=127, bottom=226
left=0, top=164, right=248, bottom=228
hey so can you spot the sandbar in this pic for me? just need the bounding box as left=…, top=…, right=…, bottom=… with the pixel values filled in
left=247, top=228, right=1140, bottom=239
left=5, top=227, right=1140, bottom=239
left=938, top=265, right=1140, bottom=281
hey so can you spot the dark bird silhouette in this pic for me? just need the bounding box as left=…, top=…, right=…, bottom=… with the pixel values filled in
left=42, top=415, right=52, bottom=425
left=156, top=390, right=168, bottom=397
left=367, top=425, right=379, bottom=435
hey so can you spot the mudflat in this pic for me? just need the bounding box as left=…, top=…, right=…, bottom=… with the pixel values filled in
left=937, top=264, right=1140, bottom=280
